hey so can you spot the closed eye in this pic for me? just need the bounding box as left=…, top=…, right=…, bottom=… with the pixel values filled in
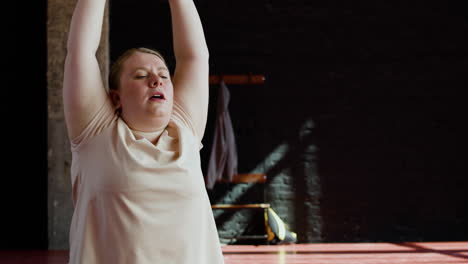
left=135, top=75, right=147, bottom=79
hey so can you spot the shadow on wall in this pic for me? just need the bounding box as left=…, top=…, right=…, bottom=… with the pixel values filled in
left=207, top=105, right=468, bottom=243
left=207, top=118, right=323, bottom=244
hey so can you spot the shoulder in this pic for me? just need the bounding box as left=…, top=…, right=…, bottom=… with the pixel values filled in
left=70, top=97, right=118, bottom=151
left=171, top=100, right=204, bottom=150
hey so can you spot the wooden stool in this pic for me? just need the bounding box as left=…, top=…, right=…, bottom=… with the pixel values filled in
left=211, top=173, right=270, bottom=244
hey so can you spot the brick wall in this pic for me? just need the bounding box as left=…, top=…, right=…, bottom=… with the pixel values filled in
left=110, top=0, right=468, bottom=243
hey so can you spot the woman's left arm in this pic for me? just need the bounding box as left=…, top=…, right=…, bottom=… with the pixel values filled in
left=169, top=0, right=209, bottom=140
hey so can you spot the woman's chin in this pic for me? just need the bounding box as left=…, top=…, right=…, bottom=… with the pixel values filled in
left=121, top=110, right=171, bottom=131
left=148, top=107, right=172, bottom=119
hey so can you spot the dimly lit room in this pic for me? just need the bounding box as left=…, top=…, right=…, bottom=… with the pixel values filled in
left=2, top=0, right=467, bottom=263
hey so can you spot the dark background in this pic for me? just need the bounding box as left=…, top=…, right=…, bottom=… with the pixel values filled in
left=2, top=0, right=467, bottom=248
left=1, top=1, right=48, bottom=249
left=110, top=0, right=468, bottom=243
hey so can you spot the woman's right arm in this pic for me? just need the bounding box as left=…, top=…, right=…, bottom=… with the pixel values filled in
left=63, top=0, right=109, bottom=140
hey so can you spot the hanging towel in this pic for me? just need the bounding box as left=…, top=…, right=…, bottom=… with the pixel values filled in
left=206, top=80, right=238, bottom=189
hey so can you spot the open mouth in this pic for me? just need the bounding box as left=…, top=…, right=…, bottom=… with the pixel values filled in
left=149, top=93, right=165, bottom=100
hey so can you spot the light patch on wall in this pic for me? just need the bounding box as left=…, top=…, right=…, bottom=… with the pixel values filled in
left=250, top=143, right=289, bottom=174
left=212, top=143, right=291, bottom=243
left=212, top=142, right=290, bottom=209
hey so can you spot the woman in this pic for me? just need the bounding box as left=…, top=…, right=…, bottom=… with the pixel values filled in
left=63, top=0, right=224, bottom=263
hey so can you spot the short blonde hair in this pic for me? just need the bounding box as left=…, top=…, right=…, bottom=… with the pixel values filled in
left=109, top=47, right=167, bottom=91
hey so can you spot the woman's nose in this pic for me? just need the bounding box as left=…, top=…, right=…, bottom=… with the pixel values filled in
left=149, top=76, right=162, bottom=87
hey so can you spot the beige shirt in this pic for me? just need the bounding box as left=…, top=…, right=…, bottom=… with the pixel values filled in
left=68, top=98, right=224, bottom=264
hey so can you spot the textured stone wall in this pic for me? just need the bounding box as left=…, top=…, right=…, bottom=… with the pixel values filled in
left=47, top=0, right=109, bottom=249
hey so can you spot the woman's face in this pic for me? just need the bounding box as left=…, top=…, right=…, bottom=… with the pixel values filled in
left=113, top=51, right=174, bottom=132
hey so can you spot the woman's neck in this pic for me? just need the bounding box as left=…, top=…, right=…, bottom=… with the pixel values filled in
left=132, top=128, right=165, bottom=144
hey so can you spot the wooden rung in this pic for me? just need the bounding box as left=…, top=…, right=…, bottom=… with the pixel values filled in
left=222, top=235, right=268, bottom=240
left=233, top=173, right=267, bottom=183
left=211, top=203, right=270, bottom=209
left=209, top=74, right=265, bottom=85
left=217, top=173, right=267, bottom=184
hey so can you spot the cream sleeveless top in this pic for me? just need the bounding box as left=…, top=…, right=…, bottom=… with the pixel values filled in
left=67, top=98, right=224, bottom=264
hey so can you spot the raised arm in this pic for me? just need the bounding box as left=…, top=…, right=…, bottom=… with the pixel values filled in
left=63, top=0, right=109, bottom=140
left=169, top=0, right=209, bottom=140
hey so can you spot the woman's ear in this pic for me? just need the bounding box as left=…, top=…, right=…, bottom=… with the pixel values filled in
left=110, top=89, right=122, bottom=109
